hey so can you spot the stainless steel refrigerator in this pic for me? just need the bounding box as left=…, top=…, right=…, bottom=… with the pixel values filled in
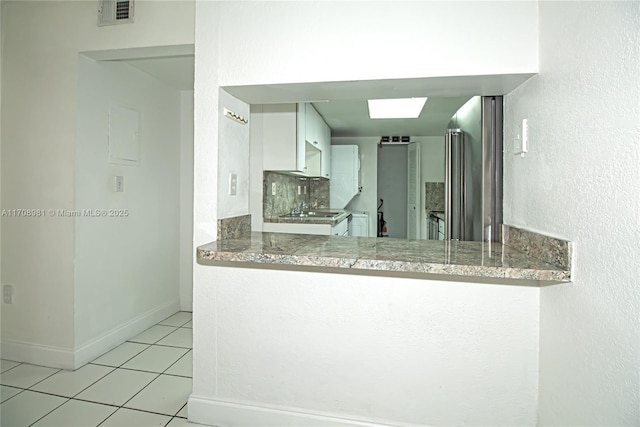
left=444, top=96, right=503, bottom=242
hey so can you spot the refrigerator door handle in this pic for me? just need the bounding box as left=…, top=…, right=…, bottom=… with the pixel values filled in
left=444, top=131, right=452, bottom=240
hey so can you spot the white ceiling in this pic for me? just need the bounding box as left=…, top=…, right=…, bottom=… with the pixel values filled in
left=119, top=56, right=534, bottom=138
left=312, top=97, right=471, bottom=137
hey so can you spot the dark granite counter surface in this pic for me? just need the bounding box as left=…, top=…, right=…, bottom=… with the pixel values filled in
left=197, top=231, right=572, bottom=286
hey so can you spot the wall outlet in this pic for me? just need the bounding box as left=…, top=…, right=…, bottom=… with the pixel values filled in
left=3, top=284, right=14, bottom=304
left=229, top=173, right=238, bottom=196
left=271, top=182, right=277, bottom=196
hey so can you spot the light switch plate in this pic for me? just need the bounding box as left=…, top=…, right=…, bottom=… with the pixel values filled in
left=229, top=173, right=238, bottom=196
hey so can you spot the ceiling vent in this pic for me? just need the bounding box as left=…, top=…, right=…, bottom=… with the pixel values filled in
left=98, top=0, right=134, bottom=26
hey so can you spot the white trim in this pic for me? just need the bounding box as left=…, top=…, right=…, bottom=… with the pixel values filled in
left=187, top=396, right=426, bottom=427
left=0, top=340, right=75, bottom=370
left=73, top=300, right=180, bottom=369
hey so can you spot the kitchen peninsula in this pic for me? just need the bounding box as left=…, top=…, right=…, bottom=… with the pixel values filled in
left=198, top=224, right=572, bottom=286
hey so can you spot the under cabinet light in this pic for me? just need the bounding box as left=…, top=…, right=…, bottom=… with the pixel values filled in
left=367, top=97, right=427, bottom=119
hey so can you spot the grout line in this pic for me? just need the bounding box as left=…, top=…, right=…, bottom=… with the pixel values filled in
left=0, top=362, right=24, bottom=374
left=24, top=367, right=62, bottom=391
left=149, top=342, right=193, bottom=350
left=0, top=386, right=25, bottom=404
left=92, top=343, right=151, bottom=369
left=118, top=372, right=161, bottom=411
left=26, top=395, right=70, bottom=427
left=68, top=366, right=117, bottom=400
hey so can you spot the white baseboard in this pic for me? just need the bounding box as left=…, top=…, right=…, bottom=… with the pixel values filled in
left=188, top=396, right=413, bottom=427
left=1, top=300, right=180, bottom=370
left=0, top=340, right=75, bottom=370
left=73, top=300, right=180, bottom=369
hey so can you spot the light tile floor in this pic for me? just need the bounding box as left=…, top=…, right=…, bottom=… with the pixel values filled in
left=1, top=312, right=205, bottom=427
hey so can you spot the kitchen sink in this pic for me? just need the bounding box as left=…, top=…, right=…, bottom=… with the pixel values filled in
left=280, top=211, right=343, bottom=219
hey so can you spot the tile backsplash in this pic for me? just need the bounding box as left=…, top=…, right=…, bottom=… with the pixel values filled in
left=425, top=182, right=445, bottom=212
left=263, top=171, right=329, bottom=217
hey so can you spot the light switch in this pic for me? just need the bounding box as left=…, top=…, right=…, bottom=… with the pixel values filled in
left=272, top=183, right=277, bottom=196
left=115, top=176, right=124, bottom=192
left=229, top=173, right=238, bottom=196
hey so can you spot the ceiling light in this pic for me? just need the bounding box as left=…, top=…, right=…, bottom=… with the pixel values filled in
left=367, top=97, right=427, bottom=119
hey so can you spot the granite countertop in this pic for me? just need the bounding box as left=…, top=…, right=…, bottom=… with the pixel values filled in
left=197, top=232, right=572, bottom=286
left=263, top=210, right=350, bottom=226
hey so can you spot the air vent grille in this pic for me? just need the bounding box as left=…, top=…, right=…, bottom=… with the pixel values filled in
left=98, top=0, right=134, bottom=26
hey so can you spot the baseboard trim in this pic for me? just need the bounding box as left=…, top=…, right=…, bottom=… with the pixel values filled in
left=187, top=395, right=414, bottom=427
left=0, top=340, right=75, bottom=370
left=73, top=300, right=180, bottom=369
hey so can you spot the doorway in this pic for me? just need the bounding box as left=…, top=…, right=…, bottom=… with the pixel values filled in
left=377, top=144, right=408, bottom=238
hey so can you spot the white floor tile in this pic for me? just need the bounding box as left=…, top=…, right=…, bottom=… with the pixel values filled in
left=156, top=328, right=192, bottom=349
left=75, top=368, right=157, bottom=406
left=91, top=342, right=150, bottom=367
left=122, top=345, right=188, bottom=374
left=158, top=312, right=192, bottom=327
left=0, top=390, right=67, bottom=426
left=129, top=325, right=177, bottom=344
left=166, top=416, right=210, bottom=426
left=31, top=398, right=116, bottom=427
left=182, top=320, right=192, bottom=329
left=124, top=374, right=192, bottom=416
left=1, top=385, right=22, bottom=403
left=165, top=351, right=192, bottom=378
left=31, top=364, right=114, bottom=397
left=175, top=402, right=187, bottom=418
left=0, top=363, right=59, bottom=388
left=100, top=408, right=171, bottom=427
left=1, top=360, right=21, bottom=373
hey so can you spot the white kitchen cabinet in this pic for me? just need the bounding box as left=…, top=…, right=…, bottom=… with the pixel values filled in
left=259, top=103, right=330, bottom=178
left=330, top=217, right=348, bottom=236
left=305, top=103, right=331, bottom=179
left=260, top=103, right=307, bottom=174
left=320, top=120, right=331, bottom=179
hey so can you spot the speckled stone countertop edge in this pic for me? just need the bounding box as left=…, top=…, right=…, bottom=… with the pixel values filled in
left=196, top=234, right=572, bottom=287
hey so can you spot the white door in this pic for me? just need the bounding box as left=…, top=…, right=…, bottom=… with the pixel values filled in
left=407, top=142, right=421, bottom=239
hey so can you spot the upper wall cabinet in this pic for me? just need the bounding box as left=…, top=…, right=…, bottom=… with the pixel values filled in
left=259, top=103, right=331, bottom=178
left=305, top=103, right=331, bottom=179
left=260, top=103, right=306, bottom=173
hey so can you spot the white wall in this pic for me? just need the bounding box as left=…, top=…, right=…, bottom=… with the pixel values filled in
left=180, top=91, right=194, bottom=311
left=503, top=1, right=640, bottom=424
left=332, top=138, right=378, bottom=237
left=73, top=56, right=181, bottom=366
left=249, top=105, right=265, bottom=232
left=191, top=266, right=539, bottom=427
left=1, top=0, right=194, bottom=367
left=218, top=89, right=250, bottom=219
left=214, top=1, right=538, bottom=87
left=192, top=1, right=540, bottom=425
left=417, top=136, right=445, bottom=239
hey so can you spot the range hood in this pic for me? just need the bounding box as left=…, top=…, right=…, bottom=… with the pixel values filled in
left=330, top=145, right=360, bottom=209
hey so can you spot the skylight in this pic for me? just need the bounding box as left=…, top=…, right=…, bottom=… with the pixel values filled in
left=367, top=97, right=428, bottom=119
